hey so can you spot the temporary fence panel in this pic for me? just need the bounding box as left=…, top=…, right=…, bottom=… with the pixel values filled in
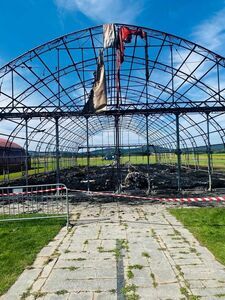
left=0, top=183, right=69, bottom=225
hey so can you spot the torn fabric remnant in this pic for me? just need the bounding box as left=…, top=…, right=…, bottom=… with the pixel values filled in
left=117, top=26, right=147, bottom=65
left=83, top=50, right=107, bottom=113
left=103, top=24, right=116, bottom=48
left=116, top=26, right=147, bottom=103
left=93, top=50, right=107, bottom=112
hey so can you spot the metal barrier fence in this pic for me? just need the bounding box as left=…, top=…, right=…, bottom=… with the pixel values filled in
left=0, top=183, right=69, bottom=225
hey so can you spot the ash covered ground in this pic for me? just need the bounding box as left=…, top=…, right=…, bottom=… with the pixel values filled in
left=2, top=163, right=225, bottom=197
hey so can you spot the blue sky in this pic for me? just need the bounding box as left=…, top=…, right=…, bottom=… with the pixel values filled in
left=1, top=0, right=225, bottom=149
left=1, top=0, right=225, bottom=65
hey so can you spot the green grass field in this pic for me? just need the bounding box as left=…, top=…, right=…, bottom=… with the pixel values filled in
left=169, top=208, right=225, bottom=266
left=0, top=157, right=77, bottom=182
left=0, top=216, right=65, bottom=295
left=77, top=153, right=225, bottom=170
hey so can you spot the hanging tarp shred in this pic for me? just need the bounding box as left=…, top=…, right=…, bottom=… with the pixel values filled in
left=83, top=50, right=107, bottom=113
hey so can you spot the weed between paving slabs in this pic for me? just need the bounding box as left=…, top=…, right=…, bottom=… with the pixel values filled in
left=3, top=203, right=225, bottom=300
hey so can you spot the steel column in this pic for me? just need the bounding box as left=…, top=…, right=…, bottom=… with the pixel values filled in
left=175, top=114, right=182, bottom=191
left=170, top=45, right=175, bottom=103
left=55, top=117, right=60, bottom=183
left=206, top=113, right=212, bottom=191
left=115, top=115, right=121, bottom=192
left=217, top=58, right=221, bottom=103
left=11, top=70, right=14, bottom=108
left=145, top=114, right=151, bottom=194
left=57, top=48, right=61, bottom=108
left=86, top=116, right=90, bottom=192
left=25, top=117, right=29, bottom=186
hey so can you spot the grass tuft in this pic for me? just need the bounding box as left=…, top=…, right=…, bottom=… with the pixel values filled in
left=55, top=289, right=68, bottom=295
left=142, top=251, right=150, bottom=258
left=169, top=208, right=225, bottom=266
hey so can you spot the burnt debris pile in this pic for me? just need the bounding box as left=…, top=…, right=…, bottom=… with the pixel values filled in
left=1, top=164, right=225, bottom=196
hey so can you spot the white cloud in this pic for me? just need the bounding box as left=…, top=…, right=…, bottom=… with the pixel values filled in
left=55, top=0, right=145, bottom=23
left=191, top=7, right=225, bottom=53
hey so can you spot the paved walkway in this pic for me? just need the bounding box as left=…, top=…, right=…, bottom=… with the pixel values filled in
left=2, top=202, right=225, bottom=300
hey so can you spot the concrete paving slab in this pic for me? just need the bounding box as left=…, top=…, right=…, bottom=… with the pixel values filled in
left=2, top=202, right=225, bottom=300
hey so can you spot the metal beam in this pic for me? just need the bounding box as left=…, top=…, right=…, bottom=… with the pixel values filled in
left=175, top=114, right=182, bottom=191
left=86, top=116, right=90, bottom=192
left=206, top=113, right=212, bottom=191
left=1, top=105, right=225, bottom=119
left=25, top=117, right=29, bottom=186
left=115, top=115, right=121, bottom=192
left=78, top=144, right=154, bottom=149
left=146, top=114, right=151, bottom=194
left=55, top=117, right=60, bottom=184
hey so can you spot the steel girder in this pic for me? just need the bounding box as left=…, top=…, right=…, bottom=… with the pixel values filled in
left=0, top=24, right=225, bottom=153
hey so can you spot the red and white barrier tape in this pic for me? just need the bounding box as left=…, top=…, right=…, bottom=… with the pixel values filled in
left=0, top=186, right=66, bottom=197
left=1, top=186, right=225, bottom=203
left=72, top=189, right=225, bottom=203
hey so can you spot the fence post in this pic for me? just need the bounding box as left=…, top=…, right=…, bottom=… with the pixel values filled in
left=65, top=185, right=70, bottom=228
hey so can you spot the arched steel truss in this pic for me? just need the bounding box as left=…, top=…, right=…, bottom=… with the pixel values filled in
left=1, top=23, right=225, bottom=190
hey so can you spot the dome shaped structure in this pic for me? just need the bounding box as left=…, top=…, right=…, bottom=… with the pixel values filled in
left=0, top=24, right=224, bottom=191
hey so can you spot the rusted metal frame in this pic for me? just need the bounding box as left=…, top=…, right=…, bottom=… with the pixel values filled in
left=24, top=117, right=29, bottom=186
left=36, top=117, right=86, bottom=152
left=34, top=106, right=94, bottom=152
left=14, top=56, right=97, bottom=110
left=200, top=58, right=224, bottom=105
left=89, top=28, right=98, bottom=62
left=114, top=115, right=121, bottom=192
left=155, top=56, right=209, bottom=104
left=85, top=116, right=90, bottom=192
left=85, top=123, right=173, bottom=155
left=35, top=124, right=80, bottom=153
left=175, top=113, right=182, bottom=191
left=128, top=115, right=145, bottom=134
left=169, top=59, right=219, bottom=103
left=22, top=61, right=63, bottom=109
left=124, top=35, right=139, bottom=102
left=170, top=44, right=175, bottom=103
left=55, top=116, right=60, bottom=183
left=1, top=59, right=221, bottom=115
left=62, top=39, right=88, bottom=97
left=147, top=34, right=167, bottom=80
left=148, top=114, right=196, bottom=150
left=206, top=113, right=212, bottom=191
left=217, top=58, right=221, bottom=103
left=33, top=50, right=75, bottom=106
left=184, top=113, right=225, bottom=147
left=184, top=115, right=208, bottom=145
left=40, top=128, right=85, bottom=153
left=3, top=66, right=56, bottom=113
left=0, top=27, right=94, bottom=76
left=30, top=64, right=92, bottom=150
left=119, top=73, right=192, bottom=104
left=78, top=143, right=153, bottom=149
left=57, top=48, right=61, bottom=107
left=2, top=104, right=225, bottom=120
left=39, top=55, right=91, bottom=149
left=145, top=114, right=151, bottom=194
left=147, top=120, right=187, bottom=149
left=124, top=55, right=223, bottom=105
left=150, top=45, right=196, bottom=106
left=146, top=115, right=189, bottom=151
left=39, top=119, right=86, bottom=151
